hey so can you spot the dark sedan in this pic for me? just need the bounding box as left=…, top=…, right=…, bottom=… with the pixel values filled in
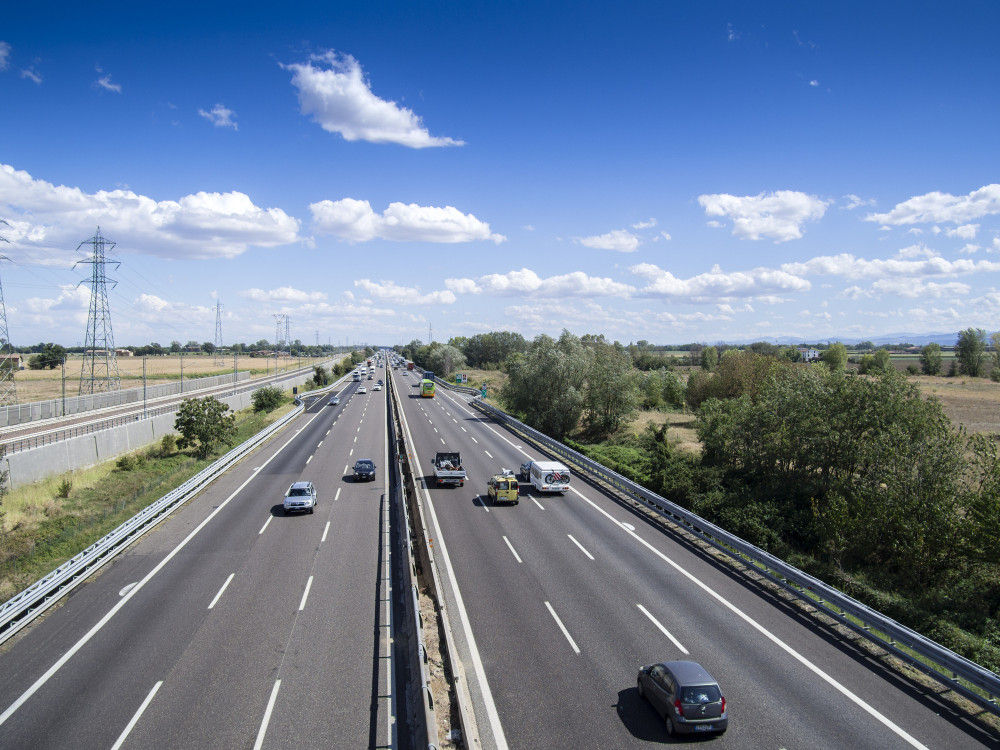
left=353, top=459, right=376, bottom=482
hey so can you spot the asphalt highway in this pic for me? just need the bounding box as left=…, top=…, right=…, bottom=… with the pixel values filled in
left=389, top=366, right=1000, bottom=750
left=0, top=376, right=392, bottom=749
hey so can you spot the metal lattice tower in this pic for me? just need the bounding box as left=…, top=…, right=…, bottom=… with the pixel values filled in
left=76, top=227, right=121, bottom=394
left=0, top=221, right=18, bottom=406
left=214, top=300, right=224, bottom=365
left=273, top=314, right=286, bottom=355
left=284, top=317, right=291, bottom=354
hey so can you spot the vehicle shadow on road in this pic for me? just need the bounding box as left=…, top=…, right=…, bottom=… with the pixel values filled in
left=617, top=686, right=711, bottom=744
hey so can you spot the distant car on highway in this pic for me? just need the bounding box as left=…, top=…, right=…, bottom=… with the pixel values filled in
left=284, top=481, right=317, bottom=515
left=373, top=384, right=382, bottom=391
left=637, top=661, right=727, bottom=737
left=357, top=386, right=367, bottom=394
left=353, top=459, right=376, bottom=482
left=328, top=395, right=340, bottom=406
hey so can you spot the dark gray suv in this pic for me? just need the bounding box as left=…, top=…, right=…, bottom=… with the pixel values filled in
left=637, top=660, right=727, bottom=736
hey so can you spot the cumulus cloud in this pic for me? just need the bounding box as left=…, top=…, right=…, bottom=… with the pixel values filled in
left=310, top=198, right=504, bottom=244
left=947, top=223, right=979, bottom=239
left=576, top=228, right=640, bottom=253
left=781, top=252, right=1000, bottom=280
left=240, top=287, right=328, bottom=303
left=198, top=104, right=238, bottom=130
left=0, top=42, right=10, bottom=71
left=445, top=268, right=634, bottom=297
left=0, top=163, right=300, bottom=260
left=632, top=218, right=657, bottom=230
left=698, top=190, right=830, bottom=242
left=631, top=262, right=811, bottom=301
left=866, top=184, right=1000, bottom=225
left=281, top=50, right=463, bottom=148
left=869, top=279, right=970, bottom=299
left=354, top=279, right=456, bottom=306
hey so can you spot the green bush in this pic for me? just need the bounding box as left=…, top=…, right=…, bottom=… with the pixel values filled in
left=57, top=479, right=72, bottom=498
left=159, top=433, right=177, bottom=455
left=251, top=386, right=284, bottom=413
left=116, top=454, right=137, bottom=471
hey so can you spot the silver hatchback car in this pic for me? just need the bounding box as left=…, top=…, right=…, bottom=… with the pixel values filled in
left=637, top=660, right=727, bottom=736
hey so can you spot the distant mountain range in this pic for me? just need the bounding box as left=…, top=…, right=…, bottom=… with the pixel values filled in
left=726, top=332, right=991, bottom=348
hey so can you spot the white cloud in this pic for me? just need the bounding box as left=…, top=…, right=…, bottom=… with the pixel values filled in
left=240, top=287, right=328, bottom=303
left=947, top=223, right=979, bottom=239
left=632, top=218, right=657, bottom=230
left=445, top=268, right=633, bottom=297
left=869, top=278, right=971, bottom=299
left=354, top=279, right=456, bottom=306
left=957, top=244, right=981, bottom=255
left=576, top=228, right=640, bottom=253
left=781, top=252, right=1000, bottom=280
left=0, top=163, right=300, bottom=260
left=630, top=262, right=810, bottom=301
left=809, top=80, right=819, bottom=87
left=21, top=66, right=41, bottom=84
left=0, top=42, right=10, bottom=71
left=657, top=231, right=672, bottom=241
left=310, top=198, right=504, bottom=244
left=866, top=184, right=1000, bottom=225
left=842, top=194, right=876, bottom=210
left=895, top=243, right=935, bottom=259
left=698, top=190, right=830, bottom=242
left=95, top=74, right=121, bottom=93
left=281, top=50, right=463, bottom=148
left=198, top=104, right=238, bottom=130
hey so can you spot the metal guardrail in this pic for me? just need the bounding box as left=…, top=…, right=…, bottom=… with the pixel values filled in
left=468, top=397, right=1000, bottom=717
left=387, top=373, right=439, bottom=749
left=0, top=397, right=307, bottom=645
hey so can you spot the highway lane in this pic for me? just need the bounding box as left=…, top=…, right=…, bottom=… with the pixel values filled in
left=0, top=377, right=393, bottom=750
left=390, top=367, right=1000, bottom=750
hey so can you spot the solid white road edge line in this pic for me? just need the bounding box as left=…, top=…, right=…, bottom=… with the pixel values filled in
left=569, top=486, right=929, bottom=750
left=253, top=680, right=281, bottom=750
left=109, top=680, right=162, bottom=750
left=636, top=603, right=689, bottom=655
left=544, top=601, right=581, bottom=654
left=208, top=573, right=235, bottom=610
left=503, top=536, right=523, bottom=563
left=0, top=403, right=326, bottom=729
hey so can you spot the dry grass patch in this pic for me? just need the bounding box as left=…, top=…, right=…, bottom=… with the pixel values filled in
left=625, top=409, right=701, bottom=454
left=910, top=375, right=1000, bottom=437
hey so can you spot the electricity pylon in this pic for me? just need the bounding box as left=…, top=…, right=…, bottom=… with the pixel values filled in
left=76, top=227, right=121, bottom=394
left=214, top=300, right=224, bottom=365
left=0, top=220, right=17, bottom=406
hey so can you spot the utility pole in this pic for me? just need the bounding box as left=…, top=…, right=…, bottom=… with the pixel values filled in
left=76, top=227, right=121, bottom=394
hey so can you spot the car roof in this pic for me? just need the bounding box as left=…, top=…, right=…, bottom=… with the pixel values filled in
left=661, top=660, right=719, bottom=685
left=290, top=481, right=313, bottom=490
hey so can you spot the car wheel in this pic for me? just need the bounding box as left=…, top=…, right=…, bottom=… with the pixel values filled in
left=637, top=679, right=644, bottom=699
left=665, top=716, right=675, bottom=736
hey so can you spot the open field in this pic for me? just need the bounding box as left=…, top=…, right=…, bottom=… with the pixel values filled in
left=8, top=354, right=330, bottom=403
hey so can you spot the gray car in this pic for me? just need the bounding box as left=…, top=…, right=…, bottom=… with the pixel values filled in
left=637, top=660, right=727, bottom=736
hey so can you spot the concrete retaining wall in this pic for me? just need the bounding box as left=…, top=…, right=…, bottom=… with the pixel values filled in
left=3, top=366, right=319, bottom=489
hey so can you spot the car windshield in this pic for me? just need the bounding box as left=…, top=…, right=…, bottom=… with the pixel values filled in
left=356, top=461, right=374, bottom=470
left=289, top=487, right=310, bottom=496
left=682, top=686, right=721, bottom=704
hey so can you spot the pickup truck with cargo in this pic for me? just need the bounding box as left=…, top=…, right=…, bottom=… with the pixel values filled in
left=432, top=452, right=466, bottom=486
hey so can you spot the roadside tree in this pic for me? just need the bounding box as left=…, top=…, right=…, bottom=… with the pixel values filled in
left=821, top=342, right=847, bottom=372
left=920, top=343, right=942, bottom=375
left=174, top=396, right=237, bottom=459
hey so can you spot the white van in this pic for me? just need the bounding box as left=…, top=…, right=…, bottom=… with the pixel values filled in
left=519, top=460, right=571, bottom=493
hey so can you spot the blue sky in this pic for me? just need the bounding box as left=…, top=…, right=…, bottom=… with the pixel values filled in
left=1, top=1, right=999, bottom=348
